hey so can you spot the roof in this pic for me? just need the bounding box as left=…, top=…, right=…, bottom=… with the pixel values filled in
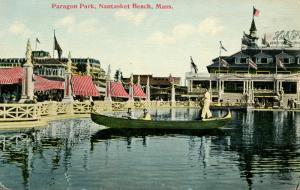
left=34, top=75, right=64, bottom=91
left=133, top=84, right=146, bottom=98
left=250, top=18, right=257, bottom=32
left=71, top=75, right=99, bottom=97
left=207, top=48, right=300, bottom=69
left=110, top=81, right=129, bottom=98
left=0, top=67, right=24, bottom=84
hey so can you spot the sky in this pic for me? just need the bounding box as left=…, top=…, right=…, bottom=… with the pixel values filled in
left=0, top=0, right=300, bottom=81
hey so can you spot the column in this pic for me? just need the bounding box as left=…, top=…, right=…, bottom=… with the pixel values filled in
left=146, top=76, right=150, bottom=101
left=171, top=82, right=176, bottom=107
left=217, top=79, right=221, bottom=104
left=209, top=80, right=212, bottom=102
left=19, top=39, right=34, bottom=103
left=297, top=81, right=300, bottom=101
left=86, top=58, right=91, bottom=76
left=128, top=74, right=134, bottom=101
left=222, top=80, right=225, bottom=93
left=251, top=81, right=254, bottom=103
left=276, top=80, right=279, bottom=95
left=63, top=51, right=74, bottom=102
left=243, top=81, right=246, bottom=94
left=105, top=65, right=112, bottom=101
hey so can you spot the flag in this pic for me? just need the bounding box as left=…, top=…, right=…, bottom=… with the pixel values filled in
left=220, top=59, right=229, bottom=68
left=248, top=58, right=257, bottom=70
left=190, top=56, right=198, bottom=73
left=253, top=7, right=260, bottom=17
left=220, top=41, right=227, bottom=51
left=276, top=58, right=286, bottom=70
left=283, top=38, right=293, bottom=47
left=36, top=38, right=40, bottom=43
left=262, top=33, right=270, bottom=47
left=54, top=33, right=63, bottom=59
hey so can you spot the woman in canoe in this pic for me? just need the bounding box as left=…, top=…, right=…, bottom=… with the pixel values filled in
left=141, top=109, right=152, bottom=120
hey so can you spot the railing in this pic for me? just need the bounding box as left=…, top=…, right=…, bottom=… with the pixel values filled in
left=0, top=100, right=249, bottom=122
left=111, top=102, right=128, bottom=111
left=37, top=102, right=49, bottom=116
left=186, top=72, right=300, bottom=80
left=254, top=89, right=274, bottom=93
left=0, top=104, right=38, bottom=121
left=56, top=102, right=67, bottom=114
left=73, top=102, right=91, bottom=114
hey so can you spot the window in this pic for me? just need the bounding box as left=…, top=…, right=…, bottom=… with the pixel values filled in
left=283, top=58, right=289, bottom=64
left=261, top=58, right=268, bottom=64
left=240, top=58, right=247, bottom=64
left=290, top=58, right=295, bottom=63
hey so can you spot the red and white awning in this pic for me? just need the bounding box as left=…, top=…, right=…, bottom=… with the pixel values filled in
left=71, top=75, right=99, bottom=97
left=110, top=81, right=129, bottom=98
left=34, top=75, right=64, bottom=91
left=0, top=67, right=24, bottom=84
left=133, top=84, right=146, bottom=98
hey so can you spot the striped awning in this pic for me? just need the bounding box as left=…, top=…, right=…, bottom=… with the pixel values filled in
left=71, top=75, right=99, bottom=97
left=34, top=75, right=64, bottom=91
left=110, top=81, right=129, bottom=98
left=0, top=67, right=24, bottom=84
left=133, top=84, right=146, bottom=98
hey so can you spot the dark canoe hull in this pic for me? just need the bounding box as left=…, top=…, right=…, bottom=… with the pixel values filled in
left=91, top=112, right=231, bottom=130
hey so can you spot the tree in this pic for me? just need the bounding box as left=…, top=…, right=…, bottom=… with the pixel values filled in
left=114, top=69, right=123, bottom=81
left=76, top=63, right=86, bottom=74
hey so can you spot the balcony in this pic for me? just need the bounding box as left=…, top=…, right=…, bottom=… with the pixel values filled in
left=186, top=72, right=300, bottom=81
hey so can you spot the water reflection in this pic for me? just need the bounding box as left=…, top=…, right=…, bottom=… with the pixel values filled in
left=0, top=109, right=300, bottom=190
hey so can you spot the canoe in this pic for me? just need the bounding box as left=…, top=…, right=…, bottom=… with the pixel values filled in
left=91, top=111, right=232, bottom=130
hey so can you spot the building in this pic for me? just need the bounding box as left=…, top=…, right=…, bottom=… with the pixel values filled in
left=123, top=74, right=185, bottom=100
left=185, top=17, right=300, bottom=108
left=0, top=50, right=107, bottom=94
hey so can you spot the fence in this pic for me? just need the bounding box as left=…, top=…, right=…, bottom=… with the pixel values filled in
left=0, top=100, right=245, bottom=122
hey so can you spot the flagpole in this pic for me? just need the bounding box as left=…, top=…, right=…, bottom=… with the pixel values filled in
left=219, top=42, right=221, bottom=75
left=35, top=39, right=37, bottom=51
left=53, top=29, right=55, bottom=59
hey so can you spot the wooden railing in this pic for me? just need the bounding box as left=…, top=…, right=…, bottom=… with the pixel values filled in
left=73, top=102, right=92, bottom=114
left=0, top=104, right=38, bottom=121
left=0, top=100, right=247, bottom=122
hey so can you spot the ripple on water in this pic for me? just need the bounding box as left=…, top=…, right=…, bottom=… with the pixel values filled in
left=0, top=110, right=300, bottom=190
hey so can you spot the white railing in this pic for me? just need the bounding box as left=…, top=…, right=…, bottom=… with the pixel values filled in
left=37, top=102, right=49, bottom=116
left=0, top=100, right=249, bottom=122
left=56, top=102, right=67, bottom=114
left=73, top=102, right=92, bottom=114
left=186, top=72, right=300, bottom=80
left=0, top=104, right=38, bottom=121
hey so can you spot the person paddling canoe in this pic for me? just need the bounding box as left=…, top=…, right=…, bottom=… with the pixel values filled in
left=200, top=88, right=213, bottom=120
left=141, top=109, right=152, bottom=120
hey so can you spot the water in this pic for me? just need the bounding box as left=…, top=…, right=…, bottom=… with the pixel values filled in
left=0, top=109, right=300, bottom=190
